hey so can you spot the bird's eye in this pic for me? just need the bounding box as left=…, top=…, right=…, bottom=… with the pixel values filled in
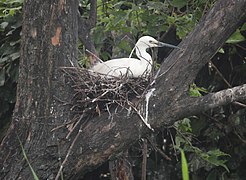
left=149, top=40, right=153, bottom=43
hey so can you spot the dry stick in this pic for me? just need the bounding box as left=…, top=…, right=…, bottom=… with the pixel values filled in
left=210, top=61, right=232, bottom=87
left=55, top=124, right=83, bottom=180
left=51, top=118, right=78, bottom=132
left=141, top=139, right=147, bottom=180
left=236, top=44, right=246, bottom=51
left=210, top=61, right=246, bottom=107
left=168, top=129, right=178, bottom=161
left=63, top=67, right=154, bottom=129
left=66, top=114, right=84, bottom=139
left=86, top=49, right=103, bottom=63
left=234, top=131, right=246, bottom=144
left=233, top=101, right=246, bottom=108
left=92, top=90, right=110, bottom=102
left=147, top=137, right=171, bottom=161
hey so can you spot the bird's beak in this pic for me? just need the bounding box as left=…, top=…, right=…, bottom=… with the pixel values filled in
left=158, top=42, right=181, bottom=49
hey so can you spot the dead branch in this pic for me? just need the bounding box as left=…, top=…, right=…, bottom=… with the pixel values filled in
left=78, top=0, right=98, bottom=64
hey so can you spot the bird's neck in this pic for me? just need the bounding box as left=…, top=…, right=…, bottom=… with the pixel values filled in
left=135, top=46, right=152, bottom=66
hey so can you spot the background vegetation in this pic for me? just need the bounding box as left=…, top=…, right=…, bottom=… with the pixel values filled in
left=0, top=0, right=245, bottom=179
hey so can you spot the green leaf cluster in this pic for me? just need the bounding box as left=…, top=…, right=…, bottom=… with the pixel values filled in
left=174, top=118, right=230, bottom=176
left=189, top=83, right=208, bottom=97
left=0, top=0, right=22, bottom=132
left=92, top=0, right=216, bottom=61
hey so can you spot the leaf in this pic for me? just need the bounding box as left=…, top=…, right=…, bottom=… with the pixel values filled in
left=202, top=149, right=230, bottom=172
left=170, top=0, right=188, bottom=9
left=0, top=21, right=8, bottom=29
left=189, top=85, right=202, bottom=97
left=175, top=136, right=186, bottom=149
left=181, top=149, right=189, bottom=180
left=9, top=8, right=15, bottom=16
left=0, top=69, right=5, bottom=86
left=189, top=83, right=208, bottom=97
left=10, top=52, right=20, bottom=60
left=0, top=56, right=9, bottom=63
left=240, top=23, right=246, bottom=31
left=218, top=48, right=224, bottom=54
left=226, top=29, right=245, bottom=44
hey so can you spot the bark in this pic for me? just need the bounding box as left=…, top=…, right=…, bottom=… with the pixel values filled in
left=0, top=0, right=78, bottom=179
left=78, top=0, right=98, bottom=65
left=0, top=0, right=245, bottom=179
left=109, top=151, right=134, bottom=180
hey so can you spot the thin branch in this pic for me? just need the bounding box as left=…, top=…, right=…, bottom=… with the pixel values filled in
left=141, top=139, right=147, bottom=180
left=233, top=101, right=246, bottom=108
left=147, top=137, right=172, bottom=161
left=55, top=125, right=83, bottom=180
left=210, top=61, right=232, bottom=87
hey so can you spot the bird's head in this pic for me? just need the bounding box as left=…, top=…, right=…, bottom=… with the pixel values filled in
left=136, top=36, right=180, bottom=49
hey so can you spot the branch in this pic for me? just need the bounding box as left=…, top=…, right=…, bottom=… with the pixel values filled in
left=166, top=84, right=246, bottom=124
left=78, top=0, right=98, bottom=64
left=149, top=0, right=246, bottom=126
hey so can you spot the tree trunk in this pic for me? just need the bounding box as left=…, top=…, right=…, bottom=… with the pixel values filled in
left=0, top=0, right=78, bottom=179
left=0, top=0, right=246, bottom=179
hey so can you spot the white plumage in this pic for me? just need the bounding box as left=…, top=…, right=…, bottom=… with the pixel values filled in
left=90, top=36, right=180, bottom=78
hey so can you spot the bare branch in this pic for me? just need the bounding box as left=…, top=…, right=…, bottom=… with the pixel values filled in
left=78, top=0, right=98, bottom=64
left=166, top=84, right=246, bottom=125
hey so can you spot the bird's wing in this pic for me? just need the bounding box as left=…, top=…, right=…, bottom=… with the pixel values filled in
left=90, top=58, right=141, bottom=77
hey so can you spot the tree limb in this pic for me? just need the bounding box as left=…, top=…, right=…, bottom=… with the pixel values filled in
left=167, top=84, right=246, bottom=124
left=78, top=0, right=98, bottom=64
left=149, top=0, right=246, bottom=126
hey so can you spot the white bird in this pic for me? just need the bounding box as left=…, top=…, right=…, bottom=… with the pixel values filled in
left=90, top=36, right=180, bottom=78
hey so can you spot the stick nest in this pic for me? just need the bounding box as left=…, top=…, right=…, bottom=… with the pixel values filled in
left=62, top=67, right=151, bottom=116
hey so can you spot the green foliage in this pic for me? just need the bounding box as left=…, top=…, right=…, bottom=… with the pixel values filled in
left=189, top=83, right=208, bottom=97
left=226, top=28, right=245, bottom=44
left=0, top=0, right=23, bottom=18
left=0, top=0, right=22, bottom=131
left=170, top=0, right=188, bottom=9
left=174, top=118, right=230, bottom=175
left=180, top=149, right=189, bottom=180
left=200, top=149, right=230, bottom=172
left=92, top=0, right=216, bottom=60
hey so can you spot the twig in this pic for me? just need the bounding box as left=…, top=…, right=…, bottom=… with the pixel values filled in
left=210, top=61, right=231, bottom=87
left=232, top=101, right=246, bottom=108
left=66, top=114, right=84, bottom=139
left=147, top=137, right=171, bottom=161
left=86, top=49, right=103, bottom=63
left=61, top=67, right=154, bottom=133
left=55, top=125, right=83, bottom=180
left=141, top=139, right=147, bottom=180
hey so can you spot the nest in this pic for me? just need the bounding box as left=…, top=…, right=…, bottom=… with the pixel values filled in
left=62, top=67, right=152, bottom=117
